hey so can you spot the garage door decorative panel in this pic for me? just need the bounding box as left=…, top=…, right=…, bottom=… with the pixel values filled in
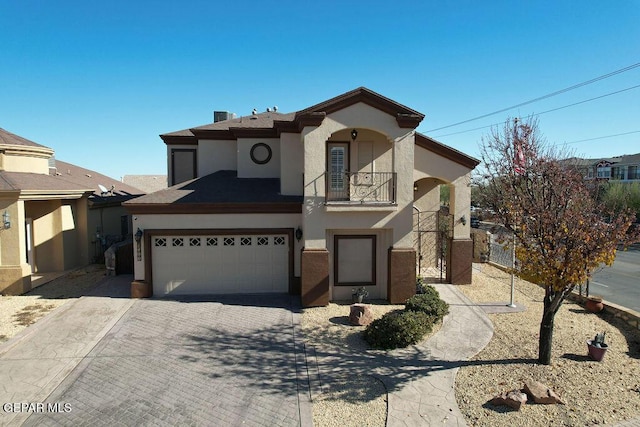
left=152, top=233, right=289, bottom=296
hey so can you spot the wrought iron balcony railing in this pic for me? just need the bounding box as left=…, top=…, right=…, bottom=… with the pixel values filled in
left=326, top=171, right=396, bottom=204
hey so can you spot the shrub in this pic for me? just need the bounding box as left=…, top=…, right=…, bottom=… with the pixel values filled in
left=363, top=310, right=432, bottom=350
left=405, top=286, right=449, bottom=321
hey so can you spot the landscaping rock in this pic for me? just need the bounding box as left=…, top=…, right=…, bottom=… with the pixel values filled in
left=523, top=380, right=565, bottom=404
left=349, top=304, right=374, bottom=326
left=489, top=390, right=528, bottom=410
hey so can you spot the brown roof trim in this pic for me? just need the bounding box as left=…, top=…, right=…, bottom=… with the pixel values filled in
left=296, top=87, right=425, bottom=129
left=160, top=134, right=198, bottom=145
left=415, top=133, right=480, bottom=169
left=160, top=88, right=423, bottom=143
left=125, top=202, right=302, bottom=215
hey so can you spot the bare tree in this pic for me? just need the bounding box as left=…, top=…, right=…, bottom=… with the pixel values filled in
left=480, top=118, right=639, bottom=365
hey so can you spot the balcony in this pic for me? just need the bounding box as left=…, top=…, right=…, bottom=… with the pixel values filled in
left=325, top=172, right=396, bottom=205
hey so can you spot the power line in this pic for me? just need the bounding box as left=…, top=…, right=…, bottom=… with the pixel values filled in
left=432, top=84, right=640, bottom=138
left=427, top=62, right=640, bottom=132
left=558, top=130, right=640, bottom=146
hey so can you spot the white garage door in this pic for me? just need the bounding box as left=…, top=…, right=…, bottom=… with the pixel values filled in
left=151, top=233, right=289, bottom=296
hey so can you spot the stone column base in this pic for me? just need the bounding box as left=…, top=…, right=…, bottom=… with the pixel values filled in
left=131, top=280, right=152, bottom=298
left=301, top=248, right=330, bottom=307
left=0, top=265, right=32, bottom=295
left=387, top=247, right=416, bottom=304
left=448, top=239, right=473, bottom=285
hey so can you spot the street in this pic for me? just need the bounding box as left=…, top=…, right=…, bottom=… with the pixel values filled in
left=589, top=245, right=640, bottom=312
left=481, top=222, right=640, bottom=313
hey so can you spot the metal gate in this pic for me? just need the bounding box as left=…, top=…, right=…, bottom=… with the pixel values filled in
left=413, top=209, right=453, bottom=282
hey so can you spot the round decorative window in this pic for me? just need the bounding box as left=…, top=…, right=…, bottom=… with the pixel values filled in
left=250, top=143, right=272, bottom=165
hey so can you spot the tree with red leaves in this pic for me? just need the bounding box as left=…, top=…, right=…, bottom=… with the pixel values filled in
left=479, top=118, right=639, bottom=365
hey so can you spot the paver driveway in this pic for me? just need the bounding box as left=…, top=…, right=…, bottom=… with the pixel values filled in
left=23, top=294, right=310, bottom=426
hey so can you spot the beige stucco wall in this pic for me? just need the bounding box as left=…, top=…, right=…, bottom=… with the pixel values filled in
left=414, top=147, right=472, bottom=239
left=280, top=133, right=303, bottom=196
left=0, top=197, right=24, bottom=266
left=0, top=153, right=50, bottom=174
left=237, top=138, right=280, bottom=178
left=1, top=196, right=90, bottom=293
left=450, top=174, right=472, bottom=239
left=198, top=139, right=237, bottom=176
left=414, top=147, right=471, bottom=183
left=326, top=228, right=392, bottom=301
left=132, top=213, right=303, bottom=281
left=302, top=102, right=416, bottom=251
left=25, top=200, right=64, bottom=272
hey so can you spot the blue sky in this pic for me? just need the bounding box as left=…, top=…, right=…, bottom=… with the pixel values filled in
left=1, top=1, right=639, bottom=181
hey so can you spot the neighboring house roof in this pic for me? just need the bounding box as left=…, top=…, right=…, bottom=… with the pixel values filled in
left=124, top=170, right=302, bottom=214
left=160, top=87, right=425, bottom=144
left=52, top=160, right=144, bottom=205
left=122, top=175, right=167, bottom=194
left=564, top=152, right=640, bottom=167
left=0, top=171, right=92, bottom=194
left=0, top=128, right=51, bottom=149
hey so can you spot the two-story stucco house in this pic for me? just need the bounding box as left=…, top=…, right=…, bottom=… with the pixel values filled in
left=124, top=88, right=479, bottom=306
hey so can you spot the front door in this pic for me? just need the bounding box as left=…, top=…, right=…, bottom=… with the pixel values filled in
left=327, top=142, right=349, bottom=200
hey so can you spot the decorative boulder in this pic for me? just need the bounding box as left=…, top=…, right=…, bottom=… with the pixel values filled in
left=349, top=304, right=374, bottom=326
left=489, top=390, right=528, bottom=410
left=523, top=380, right=565, bottom=405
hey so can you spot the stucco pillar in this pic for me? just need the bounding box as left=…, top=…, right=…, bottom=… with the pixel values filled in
left=387, top=247, right=416, bottom=304
left=447, top=239, right=473, bottom=285
left=301, top=248, right=329, bottom=307
left=0, top=200, right=32, bottom=294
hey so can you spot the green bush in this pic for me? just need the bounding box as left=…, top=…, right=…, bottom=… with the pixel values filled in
left=363, top=310, right=432, bottom=350
left=405, top=286, right=449, bottom=321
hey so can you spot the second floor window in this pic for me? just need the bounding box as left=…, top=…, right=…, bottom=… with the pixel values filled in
left=171, top=149, right=197, bottom=185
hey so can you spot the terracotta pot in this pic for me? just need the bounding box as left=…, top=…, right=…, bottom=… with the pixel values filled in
left=587, top=340, right=608, bottom=362
left=585, top=298, right=604, bottom=313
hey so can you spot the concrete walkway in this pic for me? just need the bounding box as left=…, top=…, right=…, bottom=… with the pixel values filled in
left=0, top=289, right=134, bottom=426
left=384, top=283, right=494, bottom=426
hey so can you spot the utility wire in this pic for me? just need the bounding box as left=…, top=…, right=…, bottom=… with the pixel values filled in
left=427, top=62, right=640, bottom=132
left=557, top=130, right=640, bottom=146
left=432, top=83, right=640, bottom=138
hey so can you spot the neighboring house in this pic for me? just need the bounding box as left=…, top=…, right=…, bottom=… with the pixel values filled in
left=570, top=153, right=640, bottom=181
left=122, top=175, right=167, bottom=194
left=0, top=128, right=143, bottom=294
left=124, top=87, right=479, bottom=306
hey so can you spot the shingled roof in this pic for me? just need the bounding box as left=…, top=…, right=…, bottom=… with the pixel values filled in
left=0, top=128, right=52, bottom=149
left=160, top=87, right=425, bottom=144
left=124, top=170, right=302, bottom=214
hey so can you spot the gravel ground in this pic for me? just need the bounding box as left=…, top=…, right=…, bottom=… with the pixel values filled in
left=301, top=301, right=443, bottom=427
left=4, top=263, right=638, bottom=426
left=0, top=265, right=106, bottom=343
left=455, top=264, right=640, bottom=426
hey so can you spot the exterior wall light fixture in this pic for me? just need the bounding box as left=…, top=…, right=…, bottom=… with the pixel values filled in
left=135, top=228, right=143, bottom=261
left=460, top=215, right=467, bottom=226
left=351, top=129, right=358, bottom=141
left=2, top=211, right=10, bottom=229
left=295, top=226, right=303, bottom=242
